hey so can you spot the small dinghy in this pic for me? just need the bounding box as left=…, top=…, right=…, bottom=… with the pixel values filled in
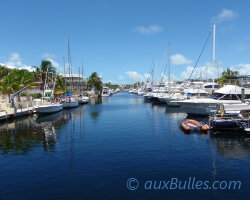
left=181, top=119, right=209, bottom=132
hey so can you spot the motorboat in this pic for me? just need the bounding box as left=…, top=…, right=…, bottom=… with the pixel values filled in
left=129, top=88, right=137, bottom=94
left=209, top=107, right=250, bottom=133
left=137, top=91, right=144, bottom=96
left=204, top=82, right=219, bottom=93
left=177, top=85, right=250, bottom=115
left=143, top=92, right=153, bottom=101
left=164, top=93, right=187, bottom=107
left=102, top=87, right=111, bottom=97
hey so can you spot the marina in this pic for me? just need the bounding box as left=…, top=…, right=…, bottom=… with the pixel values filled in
left=0, top=92, right=250, bottom=200
left=1, top=0, right=250, bottom=199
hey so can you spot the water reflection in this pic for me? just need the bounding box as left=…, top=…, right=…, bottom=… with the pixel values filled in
left=0, top=112, right=69, bottom=155
left=89, top=97, right=103, bottom=105
left=0, top=94, right=249, bottom=162
left=210, top=134, right=250, bottom=158
left=90, top=111, right=99, bottom=121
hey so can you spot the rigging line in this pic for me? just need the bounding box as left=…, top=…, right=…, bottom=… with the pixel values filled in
left=188, top=29, right=213, bottom=80
left=158, top=64, right=168, bottom=90
left=146, top=59, right=155, bottom=83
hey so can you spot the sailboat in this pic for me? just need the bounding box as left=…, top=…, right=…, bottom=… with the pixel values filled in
left=36, top=67, right=63, bottom=114
left=78, top=66, right=89, bottom=104
left=176, top=25, right=250, bottom=115
left=62, top=35, right=79, bottom=108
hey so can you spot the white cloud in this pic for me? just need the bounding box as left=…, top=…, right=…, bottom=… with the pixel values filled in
left=42, top=53, right=60, bottom=70
left=170, top=54, right=192, bottom=65
left=126, top=71, right=143, bottom=80
left=181, top=62, right=223, bottom=80
left=212, top=9, right=238, bottom=24
left=6, top=53, right=22, bottom=67
left=231, top=64, right=250, bottom=75
left=0, top=53, right=35, bottom=72
left=134, top=25, right=163, bottom=35
left=144, top=73, right=151, bottom=79
left=42, top=52, right=55, bottom=59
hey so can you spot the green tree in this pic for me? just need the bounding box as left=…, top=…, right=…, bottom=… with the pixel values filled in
left=40, top=60, right=56, bottom=87
left=218, top=68, right=239, bottom=86
left=0, top=65, right=9, bottom=78
left=0, top=69, right=35, bottom=95
left=55, top=75, right=66, bottom=92
left=31, top=66, right=41, bottom=80
left=87, top=72, right=103, bottom=93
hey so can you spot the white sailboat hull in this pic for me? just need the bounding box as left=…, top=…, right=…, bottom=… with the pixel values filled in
left=36, top=104, right=63, bottom=114
left=78, top=97, right=89, bottom=104
left=63, top=101, right=79, bottom=108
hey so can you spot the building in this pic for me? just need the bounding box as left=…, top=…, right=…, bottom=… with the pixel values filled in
left=237, top=75, right=250, bottom=87
left=229, top=75, right=250, bottom=88
left=61, top=74, right=86, bottom=91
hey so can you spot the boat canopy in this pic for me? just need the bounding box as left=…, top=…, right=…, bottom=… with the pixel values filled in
left=215, top=85, right=249, bottom=95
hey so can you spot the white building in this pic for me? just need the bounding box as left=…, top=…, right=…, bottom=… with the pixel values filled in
left=61, top=74, right=85, bottom=91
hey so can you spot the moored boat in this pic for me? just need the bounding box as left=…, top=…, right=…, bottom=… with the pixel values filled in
left=181, top=119, right=209, bottom=132
left=209, top=106, right=250, bottom=133
left=78, top=96, right=89, bottom=104
left=36, top=104, right=63, bottom=114
left=102, top=87, right=110, bottom=97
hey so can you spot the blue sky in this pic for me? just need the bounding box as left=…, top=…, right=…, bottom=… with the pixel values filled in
left=0, top=0, right=249, bottom=84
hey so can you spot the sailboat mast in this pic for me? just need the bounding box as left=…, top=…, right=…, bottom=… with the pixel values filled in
left=67, top=34, right=72, bottom=92
left=79, top=66, right=81, bottom=95
left=212, top=24, right=216, bottom=89
left=52, top=67, right=58, bottom=101
left=82, top=64, right=84, bottom=93
left=152, top=59, right=155, bottom=85
left=63, top=56, right=66, bottom=94
left=168, top=42, right=170, bottom=84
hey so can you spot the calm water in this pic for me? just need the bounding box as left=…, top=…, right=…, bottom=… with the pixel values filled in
left=0, top=92, right=249, bottom=200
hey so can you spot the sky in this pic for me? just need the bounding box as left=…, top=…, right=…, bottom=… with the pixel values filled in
left=0, top=0, right=250, bottom=84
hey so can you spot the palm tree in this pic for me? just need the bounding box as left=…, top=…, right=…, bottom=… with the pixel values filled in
left=31, top=66, right=41, bottom=80
left=0, top=65, right=9, bottom=78
left=218, top=68, right=239, bottom=86
left=87, top=72, right=103, bottom=94
left=0, top=69, right=35, bottom=99
left=55, top=75, right=66, bottom=92
left=40, top=60, right=56, bottom=87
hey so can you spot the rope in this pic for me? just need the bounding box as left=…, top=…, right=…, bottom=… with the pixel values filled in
left=188, top=29, right=213, bottom=80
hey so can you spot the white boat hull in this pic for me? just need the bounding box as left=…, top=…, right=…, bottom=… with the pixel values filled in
left=63, top=101, right=79, bottom=108
left=36, top=104, right=63, bottom=114
left=78, top=97, right=89, bottom=104
left=102, top=94, right=110, bottom=97
left=179, top=100, right=242, bottom=115
left=166, top=99, right=181, bottom=107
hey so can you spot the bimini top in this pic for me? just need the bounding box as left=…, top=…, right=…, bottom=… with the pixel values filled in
left=215, top=85, right=250, bottom=95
